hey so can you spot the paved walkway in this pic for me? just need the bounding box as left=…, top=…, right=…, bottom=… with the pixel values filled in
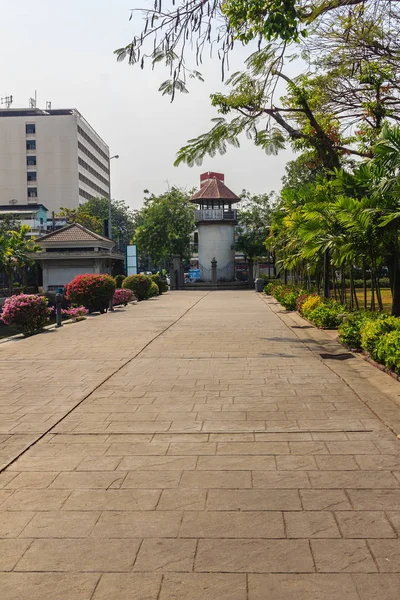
left=1, top=291, right=400, bottom=599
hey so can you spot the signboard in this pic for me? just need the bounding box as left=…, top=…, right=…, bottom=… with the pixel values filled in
left=236, top=264, right=248, bottom=272
left=126, top=245, right=138, bottom=276
left=189, top=269, right=200, bottom=280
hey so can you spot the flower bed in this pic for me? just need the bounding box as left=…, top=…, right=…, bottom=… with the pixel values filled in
left=263, top=282, right=400, bottom=376
left=265, top=284, right=345, bottom=329
left=65, top=274, right=115, bottom=313
left=113, top=288, right=134, bottom=306
left=1, top=294, right=53, bottom=336
left=61, top=306, right=88, bottom=322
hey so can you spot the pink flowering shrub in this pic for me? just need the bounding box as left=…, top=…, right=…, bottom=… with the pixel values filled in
left=113, top=288, right=134, bottom=306
left=61, top=306, right=89, bottom=321
left=65, top=274, right=115, bottom=313
left=1, top=294, right=52, bottom=336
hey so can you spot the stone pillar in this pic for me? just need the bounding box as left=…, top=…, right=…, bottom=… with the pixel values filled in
left=211, top=258, right=217, bottom=284
left=171, top=255, right=181, bottom=290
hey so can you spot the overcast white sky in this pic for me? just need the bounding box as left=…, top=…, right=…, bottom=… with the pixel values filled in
left=1, top=0, right=297, bottom=209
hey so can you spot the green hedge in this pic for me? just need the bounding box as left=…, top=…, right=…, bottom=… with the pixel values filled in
left=266, top=282, right=400, bottom=374
left=148, top=281, right=159, bottom=297
left=307, top=301, right=343, bottom=328
left=122, top=274, right=152, bottom=301
left=339, top=312, right=400, bottom=374
left=343, top=277, right=390, bottom=289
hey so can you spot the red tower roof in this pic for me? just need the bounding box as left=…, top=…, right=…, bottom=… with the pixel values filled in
left=190, top=175, right=240, bottom=204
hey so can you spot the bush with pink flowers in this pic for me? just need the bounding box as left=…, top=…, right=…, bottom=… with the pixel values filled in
left=65, top=274, right=115, bottom=313
left=113, top=288, right=134, bottom=306
left=1, top=294, right=52, bottom=336
left=61, top=306, right=89, bottom=322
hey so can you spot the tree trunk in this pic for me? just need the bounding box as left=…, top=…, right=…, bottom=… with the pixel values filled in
left=342, top=267, right=347, bottom=305
left=6, top=268, right=13, bottom=296
left=248, top=259, right=254, bottom=289
left=323, top=249, right=330, bottom=299
left=349, top=266, right=354, bottom=311
left=332, top=267, right=337, bottom=301
left=389, top=247, right=400, bottom=316
left=372, top=261, right=383, bottom=312
left=272, top=252, right=277, bottom=277
left=370, top=273, right=376, bottom=312
left=362, top=263, right=368, bottom=310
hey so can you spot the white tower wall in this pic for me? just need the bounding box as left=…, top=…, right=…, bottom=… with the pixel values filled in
left=198, top=222, right=235, bottom=281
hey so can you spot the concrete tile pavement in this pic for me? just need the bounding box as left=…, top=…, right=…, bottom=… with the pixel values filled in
left=1, top=290, right=400, bottom=598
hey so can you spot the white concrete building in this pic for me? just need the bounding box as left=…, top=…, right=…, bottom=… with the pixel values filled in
left=0, top=108, right=110, bottom=214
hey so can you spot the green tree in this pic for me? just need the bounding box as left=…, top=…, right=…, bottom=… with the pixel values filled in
left=116, top=3, right=400, bottom=172
left=0, top=214, right=21, bottom=237
left=115, top=0, right=394, bottom=97
left=58, top=198, right=137, bottom=250
left=235, top=192, right=275, bottom=273
left=0, top=225, right=39, bottom=295
left=133, top=187, right=195, bottom=268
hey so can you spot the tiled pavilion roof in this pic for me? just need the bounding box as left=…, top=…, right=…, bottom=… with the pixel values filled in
left=190, top=178, right=240, bottom=203
left=37, top=222, right=111, bottom=243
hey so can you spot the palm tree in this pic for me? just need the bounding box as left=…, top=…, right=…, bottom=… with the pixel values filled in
left=368, top=126, right=400, bottom=315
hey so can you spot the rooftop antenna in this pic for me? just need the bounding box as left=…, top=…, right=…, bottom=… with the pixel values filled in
left=1, top=95, right=13, bottom=109
left=29, top=90, right=37, bottom=108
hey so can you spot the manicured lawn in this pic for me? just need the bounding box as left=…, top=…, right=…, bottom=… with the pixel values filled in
left=354, top=288, right=392, bottom=312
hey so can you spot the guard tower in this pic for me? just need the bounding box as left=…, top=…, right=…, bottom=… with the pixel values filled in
left=190, top=172, right=239, bottom=282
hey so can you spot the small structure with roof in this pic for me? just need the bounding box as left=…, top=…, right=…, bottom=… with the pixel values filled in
left=190, top=172, right=239, bottom=281
left=31, top=223, right=124, bottom=291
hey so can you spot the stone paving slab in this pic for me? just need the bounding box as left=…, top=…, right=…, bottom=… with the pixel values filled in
left=0, top=294, right=203, bottom=468
left=1, top=291, right=400, bottom=598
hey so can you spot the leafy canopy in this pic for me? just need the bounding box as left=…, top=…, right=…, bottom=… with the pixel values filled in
left=58, top=197, right=137, bottom=249
left=133, top=187, right=195, bottom=264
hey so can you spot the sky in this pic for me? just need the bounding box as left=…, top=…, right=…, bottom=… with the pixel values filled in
left=1, top=0, right=297, bottom=210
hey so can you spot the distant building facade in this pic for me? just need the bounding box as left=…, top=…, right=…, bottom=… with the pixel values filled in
left=0, top=108, right=110, bottom=214
left=0, top=202, right=48, bottom=237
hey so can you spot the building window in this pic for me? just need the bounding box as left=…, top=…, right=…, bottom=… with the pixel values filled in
left=25, top=123, right=36, bottom=134
left=27, top=156, right=36, bottom=166
left=27, top=172, right=37, bottom=182
left=78, top=157, right=109, bottom=187
left=27, top=187, right=37, bottom=198
left=79, top=188, right=95, bottom=201
left=26, top=140, right=36, bottom=151
left=78, top=142, right=109, bottom=175
left=77, top=125, right=109, bottom=162
left=78, top=173, right=109, bottom=198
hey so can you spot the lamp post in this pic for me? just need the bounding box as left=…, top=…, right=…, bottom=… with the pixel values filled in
left=108, top=155, right=119, bottom=313
left=108, top=154, right=119, bottom=239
